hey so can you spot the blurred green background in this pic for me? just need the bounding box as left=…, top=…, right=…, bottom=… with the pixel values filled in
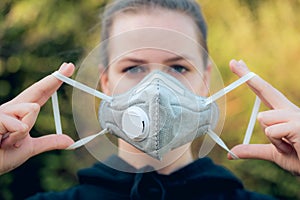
left=1, top=0, right=300, bottom=199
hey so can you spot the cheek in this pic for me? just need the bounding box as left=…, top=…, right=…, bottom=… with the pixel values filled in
left=190, top=81, right=208, bottom=96
left=180, top=74, right=209, bottom=96
left=108, top=77, right=141, bottom=95
left=198, top=84, right=209, bottom=96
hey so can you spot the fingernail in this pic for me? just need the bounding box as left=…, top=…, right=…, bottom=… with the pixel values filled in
left=230, top=59, right=238, bottom=67
left=239, top=60, right=246, bottom=66
left=257, top=112, right=263, bottom=121
left=59, top=62, right=68, bottom=71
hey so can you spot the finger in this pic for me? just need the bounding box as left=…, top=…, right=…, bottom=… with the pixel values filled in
left=31, top=134, right=74, bottom=156
left=0, top=103, right=40, bottom=148
left=228, top=144, right=275, bottom=161
left=0, top=103, right=40, bottom=146
left=0, top=114, right=28, bottom=134
left=20, top=103, right=40, bottom=130
left=0, top=130, right=29, bottom=149
left=265, top=120, right=299, bottom=139
left=8, top=63, right=75, bottom=106
left=265, top=123, right=300, bottom=154
left=229, top=59, right=298, bottom=110
left=0, top=103, right=40, bottom=132
left=265, top=131, right=294, bottom=154
left=1, top=103, right=40, bottom=119
left=257, top=110, right=293, bottom=126
left=0, top=122, right=29, bottom=149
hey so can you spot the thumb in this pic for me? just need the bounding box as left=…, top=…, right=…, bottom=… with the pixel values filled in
left=228, top=144, right=275, bottom=162
left=31, top=134, right=74, bottom=156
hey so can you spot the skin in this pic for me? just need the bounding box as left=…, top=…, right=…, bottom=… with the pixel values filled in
left=228, top=59, right=300, bottom=175
left=100, top=9, right=211, bottom=174
left=0, top=63, right=75, bottom=175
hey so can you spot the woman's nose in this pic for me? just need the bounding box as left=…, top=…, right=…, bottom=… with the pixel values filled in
left=148, top=64, right=168, bottom=73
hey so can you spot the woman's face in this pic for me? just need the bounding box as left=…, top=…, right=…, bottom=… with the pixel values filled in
left=101, top=9, right=210, bottom=96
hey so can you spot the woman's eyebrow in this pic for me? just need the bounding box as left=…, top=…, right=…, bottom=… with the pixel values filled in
left=115, top=55, right=195, bottom=64
left=164, top=55, right=194, bottom=63
left=117, top=57, right=147, bottom=64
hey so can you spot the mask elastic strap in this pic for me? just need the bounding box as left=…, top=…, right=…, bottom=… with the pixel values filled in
left=51, top=91, right=62, bottom=134
left=52, top=71, right=113, bottom=102
left=51, top=87, right=108, bottom=149
left=66, top=128, right=109, bottom=150
left=51, top=71, right=112, bottom=138
left=207, top=96, right=261, bottom=159
left=207, top=129, right=239, bottom=159
left=243, top=96, right=261, bottom=144
left=205, top=72, right=260, bottom=159
left=205, top=72, right=257, bottom=106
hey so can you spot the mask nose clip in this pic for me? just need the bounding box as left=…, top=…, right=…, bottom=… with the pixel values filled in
left=122, top=106, right=149, bottom=141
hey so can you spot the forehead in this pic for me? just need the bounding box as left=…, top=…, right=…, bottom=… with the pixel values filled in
left=110, top=9, right=198, bottom=38
left=108, top=9, right=203, bottom=62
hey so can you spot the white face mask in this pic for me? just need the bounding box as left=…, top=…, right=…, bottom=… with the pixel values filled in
left=51, top=69, right=259, bottom=160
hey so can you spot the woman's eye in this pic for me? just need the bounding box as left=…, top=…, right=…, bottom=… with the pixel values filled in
left=123, top=66, right=145, bottom=74
left=169, top=65, right=188, bottom=74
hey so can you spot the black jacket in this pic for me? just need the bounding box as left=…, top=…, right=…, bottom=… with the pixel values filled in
left=28, top=156, right=276, bottom=200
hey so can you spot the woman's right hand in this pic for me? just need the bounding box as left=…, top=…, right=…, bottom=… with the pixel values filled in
left=0, top=63, right=75, bottom=175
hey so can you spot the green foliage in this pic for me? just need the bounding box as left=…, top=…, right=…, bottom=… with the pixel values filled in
left=0, top=173, right=13, bottom=200
left=1, top=0, right=300, bottom=199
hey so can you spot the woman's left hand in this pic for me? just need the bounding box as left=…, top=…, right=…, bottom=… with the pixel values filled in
left=228, top=59, right=300, bottom=175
